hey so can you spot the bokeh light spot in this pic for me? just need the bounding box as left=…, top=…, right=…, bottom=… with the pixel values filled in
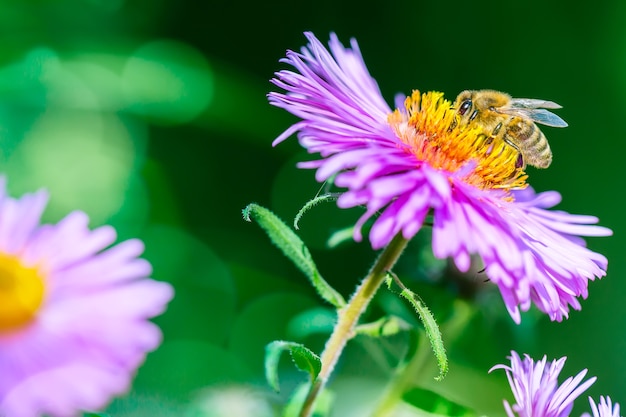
left=122, top=40, right=214, bottom=124
left=6, top=110, right=137, bottom=224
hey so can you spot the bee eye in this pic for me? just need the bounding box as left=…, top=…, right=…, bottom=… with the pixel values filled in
left=459, top=99, right=472, bottom=115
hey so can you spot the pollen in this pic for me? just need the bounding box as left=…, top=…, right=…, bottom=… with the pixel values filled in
left=0, top=254, right=45, bottom=332
left=388, top=90, right=527, bottom=191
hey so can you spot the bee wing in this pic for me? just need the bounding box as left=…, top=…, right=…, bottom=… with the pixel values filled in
left=521, top=108, right=568, bottom=127
left=500, top=98, right=568, bottom=127
left=510, top=98, right=563, bottom=109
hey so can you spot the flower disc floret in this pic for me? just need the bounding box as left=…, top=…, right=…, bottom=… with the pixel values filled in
left=388, top=90, right=527, bottom=190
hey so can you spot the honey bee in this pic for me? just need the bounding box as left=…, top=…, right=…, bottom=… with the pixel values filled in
left=453, top=89, right=568, bottom=169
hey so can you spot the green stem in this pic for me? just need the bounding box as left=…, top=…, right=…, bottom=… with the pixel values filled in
left=372, top=331, right=431, bottom=417
left=372, top=300, right=474, bottom=417
left=298, top=233, right=410, bottom=417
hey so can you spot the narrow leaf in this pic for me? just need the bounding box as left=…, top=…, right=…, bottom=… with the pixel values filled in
left=265, top=340, right=322, bottom=392
left=386, top=271, right=448, bottom=380
left=287, top=307, right=337, bottom=339
left=243, top=203, right=346, bottom=308
left=403, top=387, right=479, bottom=417
left=398, top=287, right=448, bottom=380
left=293, top=193, right=338, bottom=230
left=355, top=315, right=413, bottom=338
left=326, top=225, right=356, bottom=249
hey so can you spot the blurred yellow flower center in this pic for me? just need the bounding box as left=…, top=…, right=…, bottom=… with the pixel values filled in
left=0, top=254, right=45, bottom=332
left=388, top=90, right=527, bottom=190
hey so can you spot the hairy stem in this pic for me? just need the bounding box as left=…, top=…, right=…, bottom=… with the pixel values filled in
left=298, top=233, right=410, bottom=417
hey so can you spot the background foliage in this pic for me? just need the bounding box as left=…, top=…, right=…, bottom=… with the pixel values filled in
left=4, top=0, right=624, bottom=415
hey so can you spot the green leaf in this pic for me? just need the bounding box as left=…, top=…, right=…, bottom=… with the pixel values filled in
left=243, top=203, right=346, bottom=308
left=326, top=225, right=356, bottom=249
left=293, top=193, right=338, bottom=230
left=283, top=383, right=334, bottom=417
left=265, top=340, right=322, bottom=392
left=287, top=307, right=337, bottom=339
left=398, top=287, right=448, bottom=381
left=355, top=315, right=413, bottom=338
left=402, top=387, right=478, bottom=417
left=386, top=272, right=448, bottom=381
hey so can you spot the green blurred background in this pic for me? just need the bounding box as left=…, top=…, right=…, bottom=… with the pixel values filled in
left=3, top=0, right=623, bottom=415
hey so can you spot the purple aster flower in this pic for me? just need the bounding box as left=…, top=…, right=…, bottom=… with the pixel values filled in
left=490, top=351, right=596, bottom=417
left=0, top=178, right=173, bottom=417
left=583, top=397, right=622, bottom=417
left=268, top=32, right=611, bottom=323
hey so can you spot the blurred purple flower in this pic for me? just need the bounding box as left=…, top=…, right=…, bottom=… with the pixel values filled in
left=583, top=397, right=622, bottom=417
left=0, top=179, right=173, bottom=417
left=269, top=32, right=611, bottom=323
left=491, top=352, right=596, bottom=417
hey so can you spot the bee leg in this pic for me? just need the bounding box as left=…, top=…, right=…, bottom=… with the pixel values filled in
left=502, top=137, right=525, bottom=170
left=482, top=122, right=501, bottom=157
left=502, top=137, right=521, bottom=153
left=484, top=136, right=494, bottom=156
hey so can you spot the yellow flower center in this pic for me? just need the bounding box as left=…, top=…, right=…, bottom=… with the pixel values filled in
left=0, top=254, right=45, bottom=332
left=388, top=90, right=528, bottom=190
